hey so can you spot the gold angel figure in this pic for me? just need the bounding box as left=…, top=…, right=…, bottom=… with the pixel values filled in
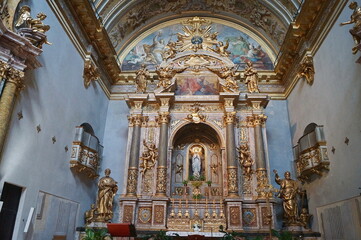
left=244, top=61, right=260, bottom=93
left=340, top=1, right=361, bottom=54
left=135, top=64, right=149, bottom=93
left=237, top=144, right=254, bottom=180
left=207, top=65, right=239, bottom=92
left=140, top=140, right=158, bottom=175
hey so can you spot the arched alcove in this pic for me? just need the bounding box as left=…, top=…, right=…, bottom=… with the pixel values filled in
left=170, top=123, right=224, bottom=197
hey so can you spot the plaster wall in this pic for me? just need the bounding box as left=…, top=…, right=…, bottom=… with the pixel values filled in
left=264, top=100, right=294, bottom=229
left=0, top=1, right=109, bottom=240
left=287, top=2, right=361, bottom=232
left=101, top=100, right=130, bottom=222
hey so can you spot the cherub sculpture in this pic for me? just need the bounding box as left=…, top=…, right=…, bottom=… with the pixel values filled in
left=237, top=144, right=254, bottom=180
left=140, top=140, right=158, bottom=175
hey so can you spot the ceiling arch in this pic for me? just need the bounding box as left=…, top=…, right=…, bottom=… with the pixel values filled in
left=91, top=0, right=301, bottom=57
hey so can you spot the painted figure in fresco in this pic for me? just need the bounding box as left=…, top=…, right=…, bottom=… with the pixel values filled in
left=135, top=64, right=150, bottom=93
left=190, top=146, right=202, bottom=178
left=244, top=61, right=260, bottom=93
left=152, top=32, right=166, bottom=63
left=340, top=1, right=361, bottom=54
left=96, top=169, right=118, bottom=222
left=273, top=170, right=300, bottom=226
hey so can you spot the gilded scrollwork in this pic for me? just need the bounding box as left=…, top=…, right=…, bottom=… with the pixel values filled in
left=154, top=205, right=165, bottom=224
left=255, top=169, right=269, bottom=198
left=123, top=205, right=134, bottom=223
left=126, top=168, right=138, bottom=195
left=156, top=166, right=167, bottom=194
left=227, top=167, right=239, bottom=195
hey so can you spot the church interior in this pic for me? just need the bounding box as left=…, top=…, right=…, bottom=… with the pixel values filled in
left=0, top=0, right=360, bottom=239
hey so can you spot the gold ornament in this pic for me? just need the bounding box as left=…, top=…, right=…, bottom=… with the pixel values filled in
left=95, top=169, right=118, bottom=222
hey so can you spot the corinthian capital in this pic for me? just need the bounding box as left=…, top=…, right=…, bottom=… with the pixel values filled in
left=128, top=114, right=143, bottom=127
left=224, top=112, right=236, bottom=124
left=0, top=61, right=25, bottom=92
left=246, top=114, right=267, bottom=127
left=157, top=112, right=170, bottom=124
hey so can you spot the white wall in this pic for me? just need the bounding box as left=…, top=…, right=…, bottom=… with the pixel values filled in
left=0, top=1, right=109, bottom=239
left=287, top=1, right=361, bottom=231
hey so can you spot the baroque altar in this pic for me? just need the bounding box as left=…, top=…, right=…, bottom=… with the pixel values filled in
left=119, top=17, right=275, bottom=233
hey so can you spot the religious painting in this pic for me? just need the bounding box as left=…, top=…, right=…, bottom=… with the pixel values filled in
left=175, top=75, right=219, bottom=95
left=119, top=23, right=274, bottom=71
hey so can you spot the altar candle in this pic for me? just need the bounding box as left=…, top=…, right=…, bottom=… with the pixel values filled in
left=186, top=199, right=188, bottom=208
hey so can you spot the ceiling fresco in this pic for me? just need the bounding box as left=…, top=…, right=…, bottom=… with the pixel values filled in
left=120, top=23, right=275, bottom=72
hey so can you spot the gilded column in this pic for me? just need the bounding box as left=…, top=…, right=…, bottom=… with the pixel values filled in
left=155, top=112, right=170, bottom=196
left=126, top=114, right=143, bottom=196
left=224, top=112, right=239, bottom=197
left=0, top=62, right=25, bottom=154
left=247, top=114, right=269, bottom=198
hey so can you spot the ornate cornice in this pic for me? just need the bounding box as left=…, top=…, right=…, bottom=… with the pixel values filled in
left=65, top=0, right=121, bottom=86
left=277, top=0, right=347, bottom=96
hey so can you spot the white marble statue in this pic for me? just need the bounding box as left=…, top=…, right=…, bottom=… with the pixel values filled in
left=191, top=146, right=202, bottom=178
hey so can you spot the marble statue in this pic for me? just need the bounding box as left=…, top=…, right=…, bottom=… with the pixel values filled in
left=273, top=170, right=300, bottom=226
left=244, top=61, right=260, bottom=93
left=340, top=1, right=361, bottom=54
left=96, top=169, right=118, bottom=222
left=190, top=146, right=202, bottom=178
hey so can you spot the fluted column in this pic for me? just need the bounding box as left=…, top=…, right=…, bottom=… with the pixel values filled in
left=155, top=112, right=170, bottom=196
left=224, top=112, right=239, bottom=197
left=247, top=114, right=269, bottom=198
left=0, top=62, right=25, bottom=154
left=126, top=114, right=143, bottom=196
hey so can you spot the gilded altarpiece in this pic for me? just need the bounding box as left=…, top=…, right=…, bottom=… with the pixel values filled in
left=119, top=17, right=275, bottom=233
